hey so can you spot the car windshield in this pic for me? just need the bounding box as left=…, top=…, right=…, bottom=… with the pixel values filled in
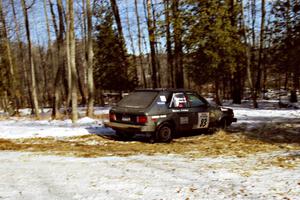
left=117, top=91, right=158, bottom=108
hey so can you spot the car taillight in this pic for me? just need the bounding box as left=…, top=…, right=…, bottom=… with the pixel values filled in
left=137, top=115, right=148, bottom=124
left=109, top=113, right=116, bottom=121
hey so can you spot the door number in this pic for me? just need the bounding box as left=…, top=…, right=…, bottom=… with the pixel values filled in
left=197, top=113, right=209, bottom=128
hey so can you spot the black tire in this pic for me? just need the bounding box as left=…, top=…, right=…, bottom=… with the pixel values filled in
left=156, top=123, right=173, bottom=143
left=220, top=118, right=232, bottom=129
left=115, top=130, right=135, bottom=140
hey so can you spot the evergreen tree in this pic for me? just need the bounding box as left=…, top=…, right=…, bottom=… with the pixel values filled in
left=271, top=0, right=300, bottom=102
left=184, top=0, right=244, bottom=104
left=93, top=7, right=136, bottom=91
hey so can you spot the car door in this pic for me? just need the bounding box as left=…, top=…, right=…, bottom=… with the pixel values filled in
left=169, top=92, right=192, bottom=131
left=185, top=93, right=210, bottom=129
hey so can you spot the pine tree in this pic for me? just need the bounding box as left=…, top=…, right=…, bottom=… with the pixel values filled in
left=93, top=6, right=136, bottom=92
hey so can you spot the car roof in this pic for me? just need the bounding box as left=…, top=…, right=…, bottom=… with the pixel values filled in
left=134, top=88, right=195, bottom=93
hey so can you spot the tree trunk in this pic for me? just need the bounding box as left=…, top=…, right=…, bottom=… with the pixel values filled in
left=43, top=0, right=54, bottom=104
left=110, top=0, right=124, bottom=44
left=65, top=7, right=72, bottom=110
left=110, top=0, right=128, bottom=78
left=86, top=0, right=94, bottom=117
left=172, top=0, right=184, bottom=88
left=215, top=78, right=222, bottom=106
left=288, top=0, right=299, bottom=102
left=125, top=0, right=138, bottom=85
left=164, top=0, right=174, bottom=88
left=151, top=0, right=161, bottom=88
left=229, top=0, right=242, bottom=104
left=21, top=0, right=40, bottom=118
left=10, top=0, right=32, bottom=108
left=67, top=0, right=78, bottom=122
left=241, top=0, right=257, bottom=108
left=49, top=0, right=59, bottom=39
left=145, top=0, right=157, bottom=88
left=0, top=0, right=19, bottom=114
left=232, top=70, right=242, bottom=104
left=256, top=0, right=265, bottom=96
left=81, top=0, right=88, bottom=88
left=134, top=0, right=147, bottom=88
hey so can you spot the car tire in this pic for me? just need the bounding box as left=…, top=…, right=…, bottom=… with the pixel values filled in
left=156, top=123, right=173, bottom=143
left=220, top=118, right=231, bottom=129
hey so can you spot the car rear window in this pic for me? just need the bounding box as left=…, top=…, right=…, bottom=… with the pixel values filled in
left=117, top=91, right=158, bottom=108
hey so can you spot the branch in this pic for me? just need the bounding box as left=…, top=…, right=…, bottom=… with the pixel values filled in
left=26, top=0, right=36, bottom=10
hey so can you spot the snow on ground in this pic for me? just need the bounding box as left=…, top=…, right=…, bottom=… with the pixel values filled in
left=0, top=101, right=300, bottom=199
left=0, top=151, right=300, bottom=200
left=224, top=100, right=300, bottom=131
left=1, top=100, right=299, bottom=139
left=7, top=106, right=111, bottom=117
left=0, top=107, right=113, bottom=139
left=0, top=117, right=113, bottom=139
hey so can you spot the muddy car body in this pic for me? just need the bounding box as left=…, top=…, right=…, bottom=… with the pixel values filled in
left=104, top=89, right=237, bottom=142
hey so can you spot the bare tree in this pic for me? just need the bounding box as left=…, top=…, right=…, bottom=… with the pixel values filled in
left=255, top=0, right=265, bottom=96
left=125, top=0, right=138, bottom=85
left=67, top=0, right=78, bottom=122
left=241, top=0, right=257, bottom=108
left=109, top=0, right=129, bottom=81
left=164, top=0, right=174, bottom=88
left=145, top=0, right=157, bottom=88
left=49, top=0, right=59, bottom=38
left=21, top=0, right=40, bottom=117
left=43, top=0, right=54, bottom=103
left=10, top=0, right=32, bottom=108
left=110, top=0, right=125, bottom=45
left=172, top=0, right=184, bottom=88
left=86, top=0, right=94, bottom=117
left=81, top=0, right=87, bottom=87
left=0, top=0, right=19, bottom=114
left=134, top=0, right=147, bottom=88
left=50, top=0, right=66, bottom=118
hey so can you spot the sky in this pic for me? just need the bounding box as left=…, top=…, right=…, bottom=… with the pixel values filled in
left=2, top=0, right=158, bottom=55
left=2, top=0, right=275, bottom=55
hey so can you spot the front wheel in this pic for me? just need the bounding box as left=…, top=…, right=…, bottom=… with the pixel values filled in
left=220, top=118, right=232, bottom=129
left=156, top=123, right=173, bottom=143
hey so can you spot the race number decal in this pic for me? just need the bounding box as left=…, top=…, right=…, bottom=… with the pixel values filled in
left=197, top=112, right=209, bottom=128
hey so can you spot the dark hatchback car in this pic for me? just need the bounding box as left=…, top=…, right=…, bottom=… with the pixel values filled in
left=104, top=89, right=237, bottom=142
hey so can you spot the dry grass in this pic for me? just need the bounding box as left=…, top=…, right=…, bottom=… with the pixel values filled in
left=257, top=153, right=300, bottom=169
left=1, top=130, right=299, bottom=159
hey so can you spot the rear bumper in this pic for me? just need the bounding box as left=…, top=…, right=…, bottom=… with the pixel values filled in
left=104, top=122, right=155, bottom=133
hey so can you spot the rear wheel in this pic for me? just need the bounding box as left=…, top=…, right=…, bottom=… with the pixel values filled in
left=156, top=123, right=173, bottom=143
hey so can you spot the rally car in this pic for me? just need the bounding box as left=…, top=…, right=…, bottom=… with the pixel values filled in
left=104, top=89, right=237, bottom=142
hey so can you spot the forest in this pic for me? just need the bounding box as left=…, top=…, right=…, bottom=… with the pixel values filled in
left=0, top=0, right=299, bottom=122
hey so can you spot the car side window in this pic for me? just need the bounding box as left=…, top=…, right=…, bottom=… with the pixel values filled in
left=170, top=93, right=188, bottom=108
left=186, top=93, right=206, bottom=107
